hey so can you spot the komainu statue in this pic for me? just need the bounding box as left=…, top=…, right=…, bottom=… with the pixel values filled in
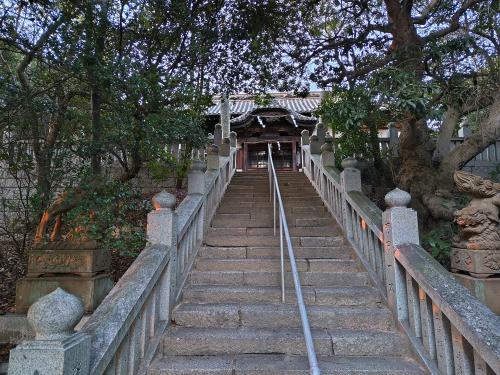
left=451, top=171, right=500, bottom=277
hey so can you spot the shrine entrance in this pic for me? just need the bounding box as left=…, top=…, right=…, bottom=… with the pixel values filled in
left=247, top=142, right=294, bottom=170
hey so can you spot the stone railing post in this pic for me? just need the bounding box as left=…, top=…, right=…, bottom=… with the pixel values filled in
left=458, top=124, right=471, bottom=139
left=220, top=137, right=231, bottom=157
left=188, top=160, right=207, bottom=240
left=229, top=131, right=237, bottom=148
left=321, top=136, right=335, bottom=167
left=316, top=123, right=326, bottom=145
left=310, top=135, right=321, bottom=154
left=382, top=188, right=419, bottom=322
left=214, top=124, right=222, bottom=147
left=340, top=157, right=361, bottom=239
left=8, top=288, right=91, bottom=375
left=301, top=130, right=310, bottom=146
left=147, top=191, right=177, bottom=312
left=388, top=123, right=399, bottom=157
left=207, top=144, right=220, bottom=170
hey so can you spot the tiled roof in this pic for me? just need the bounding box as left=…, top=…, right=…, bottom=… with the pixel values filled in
left=207, top=94, right=323, bottom=115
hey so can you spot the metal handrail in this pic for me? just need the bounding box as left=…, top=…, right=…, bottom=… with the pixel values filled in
left=267, top=143, right=321, bottom=375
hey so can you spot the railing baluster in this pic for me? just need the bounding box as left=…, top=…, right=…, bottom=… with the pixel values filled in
left=419, top=287, right=437, bottom=359
left=406, top=273, right=421, bottom=338
left=451, top=325, right=475, bottom=375
left=433, top=303, right=454, bottom=375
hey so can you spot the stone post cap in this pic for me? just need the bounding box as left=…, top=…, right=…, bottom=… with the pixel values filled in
left=310, top=135, right=319, bottom=141
left=341, top=157, right=358, bottom=169
left=325, top=135, right=334, bottom=144
left=152, top=191, right=176, bottom=210
left=214, top=124, right=222, bottom=131
left=385, top=188, right=411, bottom=208
left=222, top=137, right=230, bottom=144
left=229, top=131, right=237, bottom=139
left=207, top=144, right=219, bottom=155
left=28, top=288, right=84, bottom=340
left=190, top=159, right=206, bottom=172
left=316, top=123, right=325, bottom=130
left=320, top=142, right=333, bottom=153
left=301, top=130, right=310, bottom=136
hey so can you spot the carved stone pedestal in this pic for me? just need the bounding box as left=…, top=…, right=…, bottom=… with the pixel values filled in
left=453, top=273, right=500, bottom=315
left=16, top=241, right=113, bottom=313
left=451, top=248, right=500, bottom=278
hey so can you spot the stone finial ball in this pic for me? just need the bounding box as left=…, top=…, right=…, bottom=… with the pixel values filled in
left=341, top=157, right=358, bottom=169
left=152, top=190, right=176, bottom=210
left=229, top=131, right=237, bottom=138
left=321, top=142, right=333, bottom=153
left=222, top=137, right=230, bottom=144
left=214, top=124, right=222, bottom=130
left=316, top=123, right=324, bottom=129
left=191, top=159, right=206, bottom=172
left=207, top=144, right=219, bottom=155
left=385, top=188, right=411, bottom=208
left=207, top=133, right=214, bottom=140
left=301, top=130, right=310, bottom=136
left=28, top=288, right=84, bottom=340
left=310, top=135, right=319, bottom=141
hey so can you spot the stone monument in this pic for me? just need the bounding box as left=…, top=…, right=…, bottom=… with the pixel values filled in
left=16, top=206, right=114, bottom=313
left=451, top=170, right=500, bottom=313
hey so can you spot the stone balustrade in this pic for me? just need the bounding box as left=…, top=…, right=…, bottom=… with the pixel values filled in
left=301, top=141, right=500, bottom=375
left=8, top=143, right=238, bottom=375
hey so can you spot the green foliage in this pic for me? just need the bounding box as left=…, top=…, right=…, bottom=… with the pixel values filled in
left=488, top=163, right=500, bottom=183
left=63, top=180, right=149, bottom=256
left=317, top=86, right=388, bottom=165
left=422, top=227, right=455, bottom=268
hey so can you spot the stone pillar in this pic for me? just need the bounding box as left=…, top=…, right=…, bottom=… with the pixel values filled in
left=316, top=123, right=326, bottom=145
left=382, top=188, right=419, bottom=321
left=388, top=123, right=399, bottom=157
left=320, top=138, right=335, bottom=167
left=147, top=191, right=177, bottom=247
left=220, top=93, right=230, bottom=138
left=458, top=124, right=471, bottom=139
left=220, top=137, right=231, bottom=157
left=8, top=288, right=91, bottom=375
left=207, top=144, right=220, bottom=170
left=188, top=160, right=206, bottom=196
left=301, top=130, right=310, bottom=146
left=207, top=133, right=214, bottom=147
left=229, top=131, right=237, bottom=148
left=310, top=135, right=321, bottom=154
left=340, top=157, right=361, bottom=239
left=214, top=124, right=222, bottom=147
left=147, top=191, right=177, bottom=310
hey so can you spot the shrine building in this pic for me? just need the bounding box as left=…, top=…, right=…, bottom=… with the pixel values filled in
left=206, top=92, right=322, bottom=171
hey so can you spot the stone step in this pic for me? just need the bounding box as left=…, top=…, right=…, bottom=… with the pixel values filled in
left=211, top=216, right=335, bottom=229
left=207, top=226, right=341, bottom=237
left=194, top=259, right=361, bottom=273
left=217, top=200, right=325, bottom=210
left=198, top=246, right=354, bottom=260
left=205, top=235, right=343, bottom=247
left=172, top=303, right=395, bottom=331
left=221, top=196, right=322, bottom=203
left=217, top=204, right=328, bottom=215
left=149, top=354, right=425, bottom=375
left=161, top=327, right=411, bottom=357
left=221, top=196, right=324, bottom=204
left=188, top=270, right=370, bottom=287
left=181, top=285, right=382, bottom=306
left=213, top=212, right=332, bottom=221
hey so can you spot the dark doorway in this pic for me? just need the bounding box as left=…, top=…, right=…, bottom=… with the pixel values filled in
left=247, top=142, right=294, bottom=170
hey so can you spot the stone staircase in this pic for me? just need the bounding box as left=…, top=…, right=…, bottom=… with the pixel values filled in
left=148, top=171, right=426, bottom=374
